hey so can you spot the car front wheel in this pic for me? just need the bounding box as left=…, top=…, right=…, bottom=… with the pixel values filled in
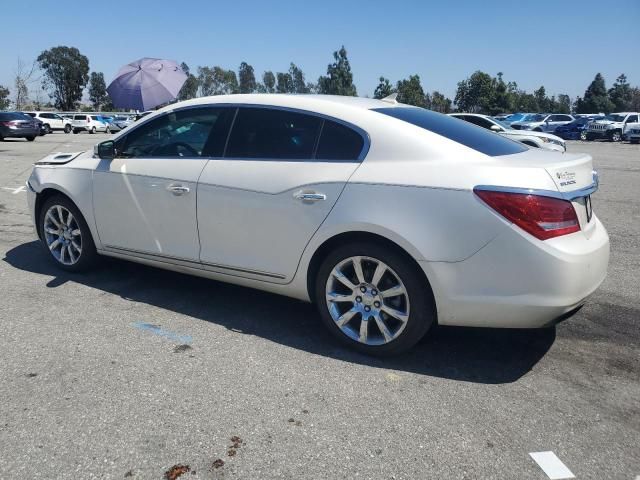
left=609, top=130, right=622, bottom=142
left=315, top=242, right=436, bottom=356
left=64, top=124, right=71, bottom=133
left=580, top=130, right=587, bottom=141
left=39, top=196, right=98, bottom=272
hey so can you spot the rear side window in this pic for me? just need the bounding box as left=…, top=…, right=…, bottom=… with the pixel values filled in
left=373, top=107, right=527, bottom=156
left=316, top=120, right=364, bottom=161
left=226, top=108, right=322, bottom=160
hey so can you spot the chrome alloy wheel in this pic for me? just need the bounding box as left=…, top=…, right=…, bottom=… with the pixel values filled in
left=43, top=205, right=82, bottom=265
left=325, top=256, right=410, bottom=346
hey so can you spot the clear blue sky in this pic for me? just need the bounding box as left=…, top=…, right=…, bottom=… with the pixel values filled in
left=2, top=0, right=639, bottom=102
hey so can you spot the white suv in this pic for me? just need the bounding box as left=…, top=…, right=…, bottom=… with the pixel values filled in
left=72, top=114, right=110, bottom=134
left=25, top=112, right=73, bottom=134
left=586, top=112, right=640, bottom=142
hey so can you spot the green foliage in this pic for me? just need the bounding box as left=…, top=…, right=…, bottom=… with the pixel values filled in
left=0, top=85, right=10, bottom=110
left=396, top=75, right=426, bottom=107
left=288, top=63, right=309, bottom=93
left=576, top=73, right=614, bottom=113
left=276, top=72, right=293, bottom=93
left=197, top=66, right=238, bottom=96
left=557, top=94, right=571, bottom=114
left=262, top=71, right=276, bottom=93
left=317, top=46, right=357, bottom=96
left=454, top=71, right=494, bottom=113
left=429, top=91, right=452, bottom=113
left=373, top=77, right=394, bottom=99
left=238, top=62, right=257, bottom=93
left=88, top=72, right=107, bottom=110
left=608, top=74, right=632, bottom=111
left=630, top=87, right=640, bottom=111
left=178, top=62, right=199, bottom=101
left=37, top=46, right=90, bottom=110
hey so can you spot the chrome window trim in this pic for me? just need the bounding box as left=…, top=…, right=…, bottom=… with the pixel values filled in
left=475, top=171, right=599, bottom=201
left=117, top=103, right=370, bottom=163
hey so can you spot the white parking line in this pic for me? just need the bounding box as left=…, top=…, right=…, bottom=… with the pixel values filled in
left=1, top=186, right=26, bottom=194
left=529, top=452, right=575, bottom=479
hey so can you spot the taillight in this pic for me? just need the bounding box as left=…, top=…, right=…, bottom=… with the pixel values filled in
left=474, top=188, right=580, bottom=240
left=0, top=120, right=18, bottom=126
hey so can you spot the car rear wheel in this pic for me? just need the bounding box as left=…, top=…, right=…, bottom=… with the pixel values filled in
left=26, top=136, right=35, bottom=141
left=90, top=126, right=96, bottom=134
left=73, top=129, right=79, bottom=134
left=315, top=242, right=435, bottom=356
left=39, top=195, right=97, bottom=272
left=44, top=124, right=51, bottom=134
left=64, top=124, right=71, bottom=134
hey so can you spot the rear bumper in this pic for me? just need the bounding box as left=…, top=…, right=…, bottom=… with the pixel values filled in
left=0, top=126, right=39, bottom=137
left=421, top=215, right=609, bottom=328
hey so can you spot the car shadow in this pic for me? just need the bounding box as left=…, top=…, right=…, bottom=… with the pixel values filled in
left=4, top=241, right=555, bottom=384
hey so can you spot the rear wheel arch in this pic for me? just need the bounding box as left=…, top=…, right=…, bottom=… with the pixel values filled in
left=306, top=231, right=435, bottom=311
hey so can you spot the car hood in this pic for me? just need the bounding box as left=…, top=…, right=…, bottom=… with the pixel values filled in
left=505, top=129, right=564, bottom=142
left=590, top=120, right=617, bottom=125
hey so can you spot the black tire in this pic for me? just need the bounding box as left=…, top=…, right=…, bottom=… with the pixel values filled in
left=608, top=130, right=622, bottom=142
left=38, top=195, right=98, bottom=272
left=64, top=124, right=71, bottom=134
left=73, top=129, right=79, bottom=134
left=105, top=126, right=111, bottom=134
left=534, top=127, right=543, bottom=132
left=631, top=139, right=639, bottom=144
left=90, top=126, right=96, bottom=134
left=585, top=133, right=595, bottom=141
left=579, top=130, right=587, bottom=141
left=314, top=242, right=436, bottom=356
left=44, top=124, right=51, bottom=134
left=26, top=136, right=35, bottom=142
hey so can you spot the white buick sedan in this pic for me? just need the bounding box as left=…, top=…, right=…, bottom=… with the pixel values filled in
left=27, top=94, right=610, bottom=355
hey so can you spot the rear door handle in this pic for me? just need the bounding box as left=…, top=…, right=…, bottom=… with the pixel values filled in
left=294, top=191, right=326, bottom=202
left=167, top=184, right=190, bottom=196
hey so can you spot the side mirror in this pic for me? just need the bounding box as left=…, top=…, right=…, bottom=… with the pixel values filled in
left=490, top=124, right=501, bottom=132
left=95, top=140, right=115, bottom=159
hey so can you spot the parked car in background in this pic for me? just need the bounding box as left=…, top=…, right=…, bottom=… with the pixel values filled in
left=25, top=111, right=73, bottom=133
left=554, top=115, right=604, bottom=140
left=0, top=112, right=40, bottom=141
left=511, top=113, right=575, bottom=132
left=493, top=113, right=511, bottom=121
left=624, top=121, right=640, bottom=144
left=107, top=116, right=135, bottom=133
left=449, top=113, right=566, bottom=152
left=502, top=113, right=533, bottom=125
left=27, top=94, right=609, bottom=355
left=72, top=114, right=110, bottom=134
left=586, top=112, right=640, bottom=142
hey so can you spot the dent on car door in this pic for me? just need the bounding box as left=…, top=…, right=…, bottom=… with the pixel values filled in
left=197, top=107, right=365, bottom=282
left=93, top=107, right=233, bottom=261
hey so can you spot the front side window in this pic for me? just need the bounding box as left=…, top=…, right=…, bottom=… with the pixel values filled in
left=118, top=107, right=234, bottom=158
left=626, top=115, right=638, bottom=123
left=226, top=108, right=322, bottom=160
left=373, top=107, right=527, bottom=157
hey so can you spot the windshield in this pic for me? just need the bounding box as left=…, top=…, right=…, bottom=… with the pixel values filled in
left=373, top=107, right=527, bottom=157
left=522, top=114, right=545, bottom=122
left=505, top=113, right=526, bottom=122
left=604, top=114, right=625, bottom=122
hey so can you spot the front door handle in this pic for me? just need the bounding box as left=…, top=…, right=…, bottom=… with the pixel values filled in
left=168, top=184, right=190, bottom=196
left=294, top=191, right=326, bottom=202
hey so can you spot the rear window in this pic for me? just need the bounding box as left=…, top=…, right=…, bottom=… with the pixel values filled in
left=0, top=112, right=28, bottom=120
left=74, top=115, right=87, bottom=120
left=373, top=107, right=527, bottom=156
left=316, top=120, right=364, bottom=161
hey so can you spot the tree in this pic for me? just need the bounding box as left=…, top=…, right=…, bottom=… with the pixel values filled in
left=288, top=63, right=309, bottom=93
left=317, top=46, right=357, bottom=96
left=430, top=91, right=452, bottom=113
left=88, top=72, right=107, bottom=110
left=177, top=62, right=199, bottom=101
left=454, top=70, right=494, bottom=113
left=238, top=62, right=257, bottom=94
left=373, top=77, right=394, bottom=99
left=13, top=58, right=38, bottom=110
left=0, top=85, right=9, bottom=110
left=629, top=87, right=640, bottom=112
left=533, top=86, right=548, bottom=112
left=276, top=72, right=293, bottom=93
left=492, top=72, right=512, bottom=114
left=557, top=94, right=571, bottom=114
left=577, top=73, right=614, bottom=114
left=608, top=74, right=632, bottom=111
left=262, top=71, right=276, bottom=93
left=37, top=46, right=90, bottom=110
left=197, top=66, right=238, bottom=96
left=396, top=75, right=426, bottom=107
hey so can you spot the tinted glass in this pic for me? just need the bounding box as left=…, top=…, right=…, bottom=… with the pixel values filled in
left=26, top=112, right=36, bottom=117
left=0, top=112, right=27, bottom=121
left=316, top=120, right=364, bottom=161
left=119, top=107, right=233, bottom=158
left=226, top=108, right=322, bottom=160
left=627, top=115, right=638, bottom=123
left=373, top=107, right=527, bottom=156
left=458, top=115, right=494, bottom=130
left=74, top=115, right=86, bottom=120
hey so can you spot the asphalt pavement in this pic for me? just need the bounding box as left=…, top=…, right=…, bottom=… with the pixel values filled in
left=0, top=132, right=638, bottom=479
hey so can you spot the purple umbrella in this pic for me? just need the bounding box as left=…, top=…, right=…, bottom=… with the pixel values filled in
left=107, top=58, right=187, bottom=111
